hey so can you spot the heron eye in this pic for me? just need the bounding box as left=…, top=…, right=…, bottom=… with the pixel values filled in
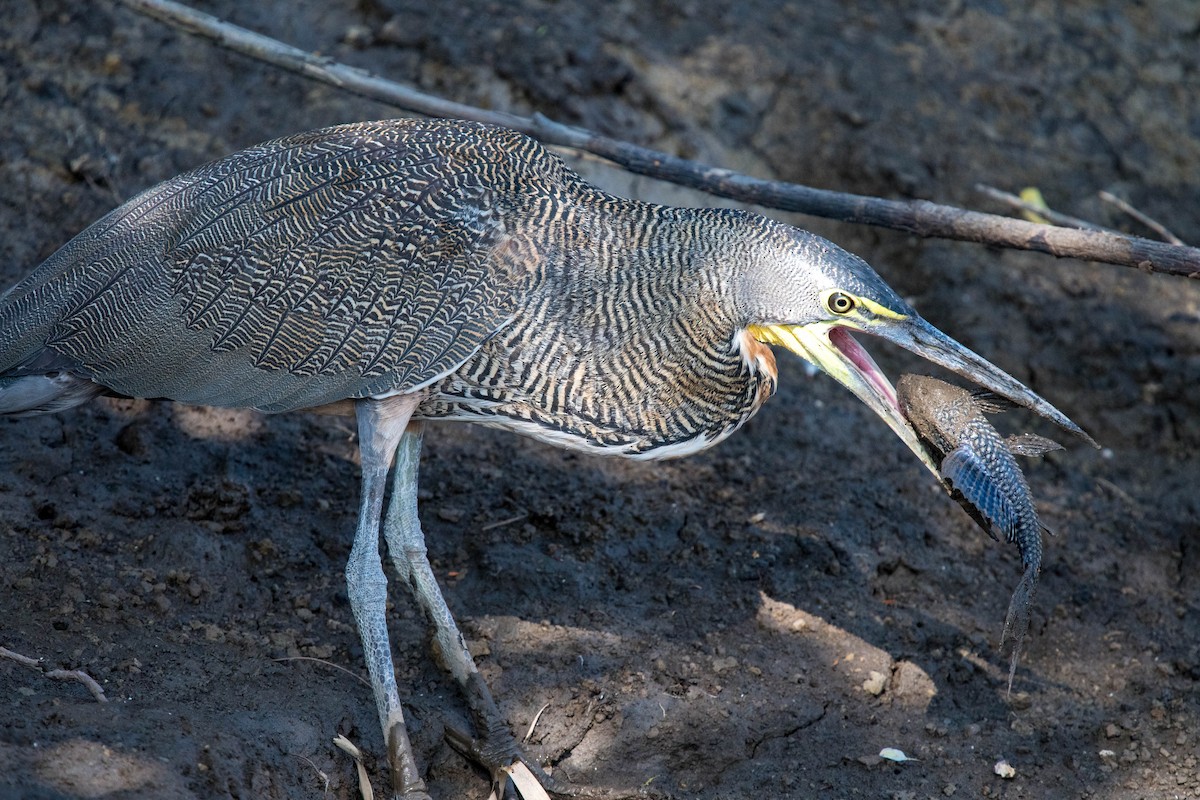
left=828, top=291, right=856, bottom=314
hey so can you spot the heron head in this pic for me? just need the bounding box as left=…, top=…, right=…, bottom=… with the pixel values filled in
left=741, top=224, right=1095, bottom=476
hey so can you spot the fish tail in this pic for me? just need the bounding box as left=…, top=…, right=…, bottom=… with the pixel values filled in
left=1001, top=562, right=1039, bottom=696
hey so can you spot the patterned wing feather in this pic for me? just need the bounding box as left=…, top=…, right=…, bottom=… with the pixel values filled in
left=1, top=119, right=547, bottom=411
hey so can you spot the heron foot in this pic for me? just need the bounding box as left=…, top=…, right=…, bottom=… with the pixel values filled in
left=443, top=717, right=570, bottom=800
left=456, top=671, right=573, bottom=797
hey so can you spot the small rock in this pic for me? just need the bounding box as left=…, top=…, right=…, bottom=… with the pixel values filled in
left=862, top=670, right=887, bottom=696
left=712, top=656, right=738, bottom=673
left=379, top=15, right=424, bottom=47
left=1010, top=718, right=1035, bottom=735
left=342, top=25, right=373, bottom=48
left=993, top=759, right=1016, bottom=778
left=1008, top=691, right=1033, bottom=710
left=891, top=660, right=936, bottom=709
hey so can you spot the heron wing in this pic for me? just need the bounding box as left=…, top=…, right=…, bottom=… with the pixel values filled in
left=0, top=119, right=546, bottom=412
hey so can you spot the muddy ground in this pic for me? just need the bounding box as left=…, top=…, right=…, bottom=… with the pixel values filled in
left=1, top=1, right=1198, bottom=799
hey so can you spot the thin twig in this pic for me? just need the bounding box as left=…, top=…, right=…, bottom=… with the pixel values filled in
left=975, top=184, right=1116, bottom=234
left=274, top=656, right=372, bottom=688
left=296, top=753, right=332, bottom=798
left=480, top=513, right=528, bottom=532
left=1098, top=191, right=1186, bottom=245
left=0, top=646, right=39, bottom=670
left=523, top=701, right=552, bottom=743
left=114, top=0, right=1200, bottom=279
left=43, top=669, right=110, bottom=703
left=1, top=645, right=109, bottom=703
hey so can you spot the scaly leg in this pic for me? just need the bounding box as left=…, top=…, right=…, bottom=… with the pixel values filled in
left=382, top=425, right=564, bottom=797
left=348, top=396, right=430, bottom=799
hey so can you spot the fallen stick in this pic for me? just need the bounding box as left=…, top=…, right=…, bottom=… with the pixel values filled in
left=0, top=645, right=109, bottom=703
left=115, top=0, right=1200, bottom=278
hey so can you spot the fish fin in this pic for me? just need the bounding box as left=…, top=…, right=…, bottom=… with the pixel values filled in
left=948, top=488, right=1000, bottom=541
left=1005, top=433, right=1064, bottom=458
left=941, top=446, right=1018, bottom=542
left=969, top=390, right=1018, bottom=413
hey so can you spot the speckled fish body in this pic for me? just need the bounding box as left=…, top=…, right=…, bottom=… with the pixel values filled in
left=897, top=374, right=1063, bottom=690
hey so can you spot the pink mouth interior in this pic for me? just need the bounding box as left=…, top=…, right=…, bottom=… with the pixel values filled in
left=829, top=326, right=899, bottom=410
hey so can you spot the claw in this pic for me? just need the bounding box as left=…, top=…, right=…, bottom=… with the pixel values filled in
left=444, top=717, right=567, bottom=799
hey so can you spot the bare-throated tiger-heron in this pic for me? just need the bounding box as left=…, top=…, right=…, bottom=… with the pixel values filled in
left=0, top=118, right=1093, bottom=798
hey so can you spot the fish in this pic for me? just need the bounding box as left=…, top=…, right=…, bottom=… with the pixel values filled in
left=896, top=374, right=1064, bottom=692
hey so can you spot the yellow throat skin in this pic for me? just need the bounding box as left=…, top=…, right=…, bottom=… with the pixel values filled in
left=749, top=320, right=941, bottom=477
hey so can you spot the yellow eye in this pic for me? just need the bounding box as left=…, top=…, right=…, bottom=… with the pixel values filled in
left=827, top=291, right=856, bottom=315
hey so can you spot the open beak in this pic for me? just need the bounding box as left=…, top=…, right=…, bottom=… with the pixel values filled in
left=752, top=317, right=1096, bottom=479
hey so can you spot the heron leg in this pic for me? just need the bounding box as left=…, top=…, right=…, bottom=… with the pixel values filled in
left=348, top=396, right=430, bottom=800
left=383, top=425, right=564, bottom=797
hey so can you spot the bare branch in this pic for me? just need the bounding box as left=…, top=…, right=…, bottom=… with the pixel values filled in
left=43, top=668, right=110, bottom=703
left=1, top=645, right=109, bottom=703
left=0, top=646, right=40, bottom=670
left=115, top=0, right=1200, bottom=279
left=1098, top=191, right=1186, bottom=246
left=975, top=184, right=1116, bottom=234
